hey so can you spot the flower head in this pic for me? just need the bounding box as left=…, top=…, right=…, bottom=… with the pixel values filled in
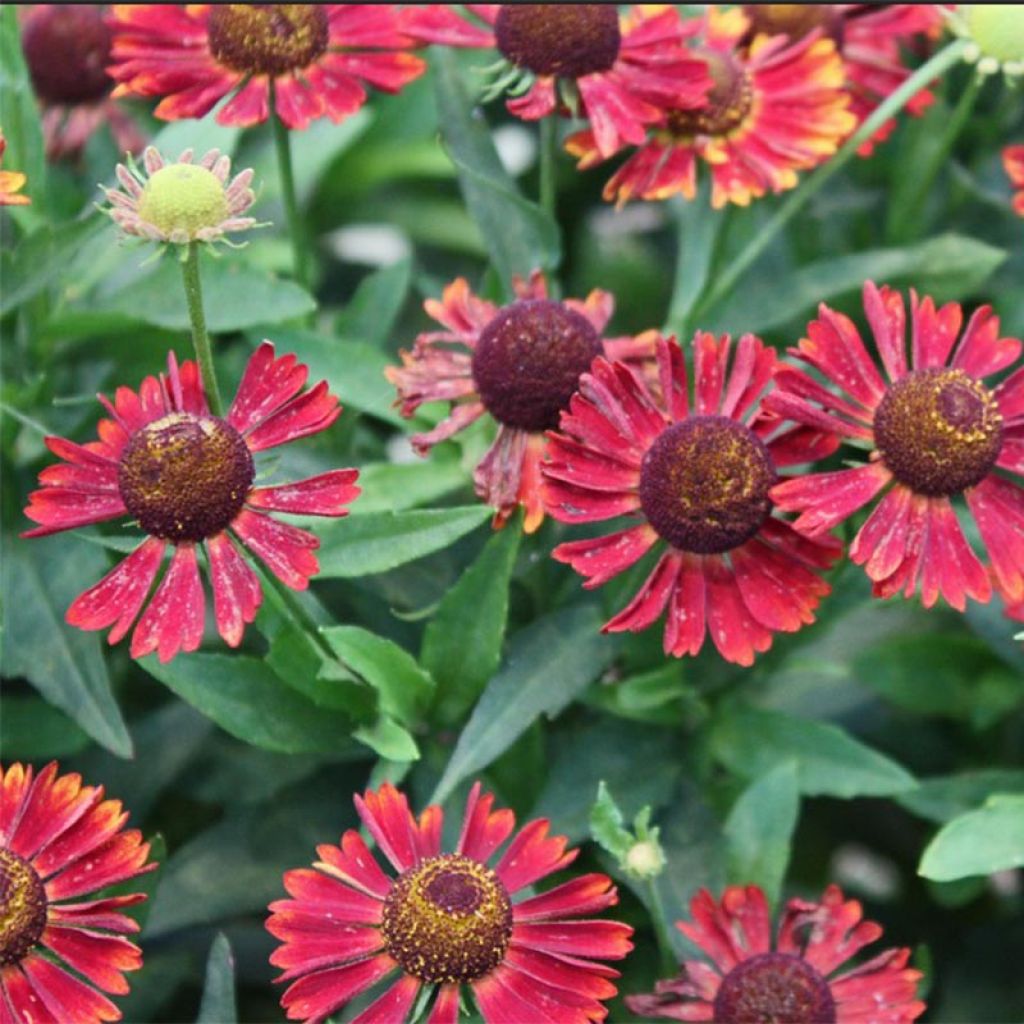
left=386, top=270, right=646, bottom=533
left=0, top=761, right=156, bottom=1023
left=951, top=4, right=1024, bottom=77
left=627, top=884, right=925, bottom=1023
left=106, top=4, right=425, bottom=130
left=266, top=781, right=632, bottom=1023
left=101, top=146, right=257, bottom=248
left=0, top=133, right=30, bottom=207
left=403, top=4, right=711, bottom=160
left=569, top=7, right=855, bottom=208
left=767, top=282, right=1024, bottom=610
left=21, top=4, right=145, bottom=161
left=1004, top=144, right=1024, bottom=216
left=22, top=343, right=360, bottom=662
left=543, top=334, right=840, bottom=665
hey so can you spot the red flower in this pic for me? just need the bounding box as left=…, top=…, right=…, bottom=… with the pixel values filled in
left=1004, top=144, right=1024, bottom=216
left=568, top=6, right=855, bottom=208
left=767, top=282, right=1024, bottom=610
left=22, top=343, right=360, bottom=662
left=0, top=761, right=156, bottom=1024
left=385, top=270, right=647, bottom=533
left=543, top=334, right=840, bottom=666
left=626, top=884, right=925, bottom=1023
left=0, top=134, right=30, bottom=207
left=402, top=4, right=710, bottom=160
left=21, top=5, right=145, bottom=162
left=266, top=781, right=632, bottom=1023
left=106, top=4, right=425, bottom=131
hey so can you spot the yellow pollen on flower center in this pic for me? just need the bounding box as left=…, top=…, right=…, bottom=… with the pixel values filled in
left=874, top=368, right=1003, bottom=496
left=136, top=164, right=230, bottom=238
left=208, top=4, right=329, bottom=75
left=666, top=50, right=752, bottom=138
left=118, top=412, right=254, bottom=542
left=0, top=849, right=47, bottom=966
left=381, top=854, right=513, bottom=984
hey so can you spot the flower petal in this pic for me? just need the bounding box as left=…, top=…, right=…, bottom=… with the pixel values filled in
left=248, top=470, right=361, bottom=517
left=130, top=543, right=205, bottom=663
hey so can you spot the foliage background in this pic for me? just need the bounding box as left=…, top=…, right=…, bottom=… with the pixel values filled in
left=2, top=7, right=1023, bottom=1022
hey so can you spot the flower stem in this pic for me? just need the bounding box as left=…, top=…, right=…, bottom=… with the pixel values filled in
left=691, top=38, right=969, bottom=322
left=646, top=878, right=678, bottom=975
left=665, top=181, right=723, bottom=339
left=181, top=242, right=223, bottom=416
left=539, top=115, right=558, bottom=221
left=270, top=92, right=310, bottom=290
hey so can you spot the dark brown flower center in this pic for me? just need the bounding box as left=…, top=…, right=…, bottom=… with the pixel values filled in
left=874, top=368, right=1003, bottom=497
left=495, top=4, right=621, bottom=78
left=666, top=50, right=752, bottom=138
left=639, top=416, right=775, bottom=554
left=208, top=4, right=329, bottom=76
left=472, top=299, right=603, bottom=431
left=743, top=4, right=844, bottom=44
left=22, top=4, right=112, bottom=105
left=713, top=952, right=836, bottom=1023
left=381, top=854, right=513, bottom=985
left=0, top=849, right=47, bottom=966
left=118, top=412, right=254, bottom=542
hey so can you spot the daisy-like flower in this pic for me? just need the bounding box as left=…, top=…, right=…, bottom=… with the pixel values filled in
left=626, top=884, right=925, bottom=1023
left=386, top=270, right=647, bottom=533
left=101, top=145, right=257, bottom=248
left=543, top=334, right=841, bottom=666
left=22, top=343, right=360, bottom=662
left=106, top=4, right=425, bottom=131
left=767, top=281, right=1024, bottom=610
left=740, top=4, right=943, bottom=154
left=567, top=7, right=855, bottom=208
left=0, top=133, right=30, bottom=207
left=266, top=781, right=633, bottom=1023
left=1004, top=144, right=1024, bottom=216
left=21, top=5, right=145, bottom=162
left=0, top=761, right=156, bottom=1024
left=402, top=4, right=711, bottom=160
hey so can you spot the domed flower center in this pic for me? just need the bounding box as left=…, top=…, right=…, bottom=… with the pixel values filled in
left=381, top=854, right=513, bottom=984
left=714, top=952, right=836, bottom=1023
left=22, top=5, right=113, bottom=105
left=208, top=4, right=329, bottom=76
left=667, top=51, right=752, bottom=138
left=964, top=6, right=1024, bottom=65
left=118, top=412, right=254, bottom=542
left=874, top=368, right=1003, bottom=496
left=472, top=299, right=603, bottom=431
left=0, top=849, right=47, bottom=966
left=639, top=416, right=775, bottom=554
left=743, top=4, right=843, bottom=43
left=495, top=4, right=622, bottom=78
left=136, top=164, right=230, bottom=238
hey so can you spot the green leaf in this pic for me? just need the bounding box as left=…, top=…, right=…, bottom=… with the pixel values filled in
left=335, top=258, right=412, bottom=346
left=0, top=697, right=90, bottom=760
left=139, top=653, right=361, bottom=754
left=712, top=234, right=1007, bottom=336
left=433, top=605, right=616, bottom=803
left=710, top=706, right=916, bottom=798
left=352, top=459, right=469, bottom=515
left=589, top=781, right=635, bottom=860
left=0, top=5, right=45, bottom=217
left=87, top=257, right=315, bottom=333
left=422, top=524, right=520, bottom=724
left=352, top=715, right=420, bottom=762
left=919, top=795, right=1024, bottom=881
left=249, top=326, right=407, bottom=428
left=315, top=506, right=492, bottom=578
left=723, top=761, right=800, bottom=906
left=898, top=771, right=1024, bottom=824
left=321, top=625, right=434, bottom=725
left=1, top=534, right=132, bottom=758
left=196, top=934, right=237, bottom=1024
left=430, top=48, right=559, bottom=288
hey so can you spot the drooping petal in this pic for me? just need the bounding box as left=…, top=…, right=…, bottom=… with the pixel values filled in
left=232, top=509, right=320, bottom=591
left=777, top=885, right=882, bottom=976
left=966, top=475, right=1024, bottom=602
left=703, top=556, right=773, bottom=666
left=604, top=552, right=680, bottom=635
left=39, top=927, right=141, bottom=995
left=18, top=957, right=120, bottom=1024
left=130, top=543, right=205, bottom=663
left=205, top=532, right=262, bottom=648
left=350, top=975, right=421, bottom=1024
left=551, top=525, right=657, bottom=588
left=850, top=484, right=916, bottom=582
left=662, top=553, right=707, bottom=660
left=770, top=463, right=892, bottom=538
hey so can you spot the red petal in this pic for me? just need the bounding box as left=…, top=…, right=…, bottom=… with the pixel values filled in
left=44, top=829, right=152, bottom=902
left=496, top=820, right=576, bottom=894
left=863, top=282, right=907, bottom=383
left=350, top=975, right=421, bottom=1024
left=232, top=509, right=319, bottom=591
left=513, top=874, right=618, bottom=922
left=130, top=543, right=205, bottom=663
left=678, top=886, right=769, bottom=973
left=315, top=832, right=393, bottom=900
left=966, top=476, right=1024, bottom=601
left=952, top=305, right=1021, bottom=379
left=46, top=895, right=145, bottom=934
left=797, top=306, right=886, bottom=410
left=354, top=784, right=420, bottom=874
left=7, top=763, right=99, bottom=863
left=456, top=783, right=515, bottom=864
left=278, top=955, right=397, bottom=1023
left=551, top=525, right=657, bottom=588
left=720, top=333, right=776, bottom=422
left=511, top=919, right=634, bottom=960
left=910, top=291, right=962, bottom=371
left=0, top=764, right=33, bottom=844
left=1, top=964, right=59, bottom=1024
left=218, top=76, right=270, bottom=126
left=248, top=470, right=361, bottom=517
left=21, top=488, right=127, bottom=538
left=244, top=382, right=339, bottom=453
left=703, top=556, right=773, bottom=666
left=771, top=463, right=892, bottom=537
left=663, top=553, right=707, bottom=659
left=850, top=484, right=916, bottom=581
left=278, top=868, right=383, bottom=924
left=777, top=884, right=882, bottom=976
left=229, top=343, right=308, bottom=436
left=19, top=956, right=121, bottom=1023
left=693, top=331, right=729, bottom=415
left=604, top=551, right=679, bottom=634
left=268, top=916, right=385, bottom=981
left=40, top=926, right=141, bottom=995
left=731, top=538, right=828, bottom=632
left=205, top=532, right=262, bottom=649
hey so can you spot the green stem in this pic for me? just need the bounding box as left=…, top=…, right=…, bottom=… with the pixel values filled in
left=691, top=38, right=969, bottom=323
left=270, top=90, right=310, bottom=290
left=181, top=243, right=223, bottom=416
left=539, top=115, right=557, bottom=221
left=647, top=878, right=677, bottom=975
left=665, top=180, right=723, bottom=339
